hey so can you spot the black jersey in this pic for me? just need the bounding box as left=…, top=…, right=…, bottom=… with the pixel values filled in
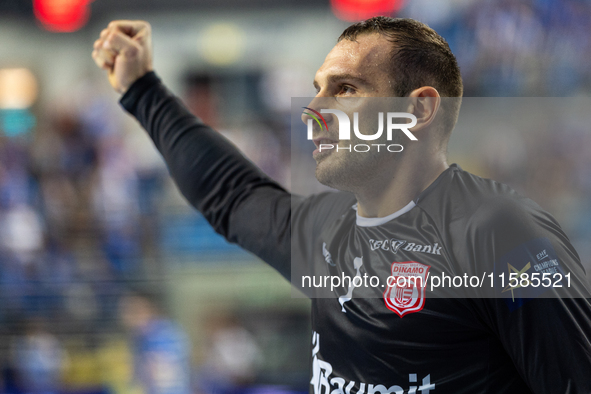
left=121, top=72, right=591, bottom=394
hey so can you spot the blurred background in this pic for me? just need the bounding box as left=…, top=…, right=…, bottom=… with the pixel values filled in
left=0, top=0, right=590, bottom=393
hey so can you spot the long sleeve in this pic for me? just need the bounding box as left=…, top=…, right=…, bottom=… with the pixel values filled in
left=462, top=196, right=591, bottom=393
left=120, top=72, right=300, bottom=279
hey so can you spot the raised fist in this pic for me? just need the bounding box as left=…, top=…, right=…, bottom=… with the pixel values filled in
left=92, top=20, right=153, bottom=94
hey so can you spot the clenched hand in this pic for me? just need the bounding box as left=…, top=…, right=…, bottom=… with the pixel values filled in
left=92, top=20, right=153, bottom=94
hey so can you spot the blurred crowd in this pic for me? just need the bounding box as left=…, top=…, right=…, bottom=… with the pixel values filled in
left=405, top=0, right=591, bottom=96
left=0, top=0, right=590, bottom=392
left=0, top=82, right=174, bottom=393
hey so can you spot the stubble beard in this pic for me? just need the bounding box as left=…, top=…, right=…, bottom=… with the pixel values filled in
left=314, top=139, right=401, bottom=193
left=313, top=99, right=407, bottom=193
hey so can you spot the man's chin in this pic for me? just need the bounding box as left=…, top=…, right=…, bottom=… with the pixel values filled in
left=314, top=160, right=348, bottom=191
left=314, top=161, right=333, bottom=187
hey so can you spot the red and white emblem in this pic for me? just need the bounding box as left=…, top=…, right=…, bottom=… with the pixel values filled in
left=383, top=261, right=430, bottom=317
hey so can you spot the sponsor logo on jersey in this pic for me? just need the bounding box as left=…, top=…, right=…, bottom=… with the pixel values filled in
left=402, top=242, right=442, bottom=255
left=322, top=242, right=336, bottom=266
left=384, top=261, right=430, bottom=317
left=338, top=256, right=364, bottom=313
left=369, top=238, right=406, bottom=253
left=370, top=239, right=442, bottom=256
left=310, top=332, right=436, bottom=394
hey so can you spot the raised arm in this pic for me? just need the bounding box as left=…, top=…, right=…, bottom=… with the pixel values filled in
left=92, top=20, right=299, bottom=279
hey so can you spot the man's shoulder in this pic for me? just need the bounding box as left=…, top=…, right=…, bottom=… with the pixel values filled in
left=419, top=164, right=542, bottom=222
left=417, top=165, right=579, bottom=278
left=416, top=164, right=561, bottom=255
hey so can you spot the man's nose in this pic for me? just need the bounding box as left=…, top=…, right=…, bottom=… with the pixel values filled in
left=300, top=96, right=334, bottom=127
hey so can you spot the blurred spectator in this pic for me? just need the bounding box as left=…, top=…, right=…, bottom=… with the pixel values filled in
left=10, top=319, right=64, bottom=394
left=197, top=313, right=262, bottom=394
left=91, top=134, right=141, bottom=277
left=119, top=292, right=191, bottom=394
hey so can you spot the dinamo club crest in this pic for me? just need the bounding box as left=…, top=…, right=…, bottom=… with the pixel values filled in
left=383, top=261, right=430, bottom=317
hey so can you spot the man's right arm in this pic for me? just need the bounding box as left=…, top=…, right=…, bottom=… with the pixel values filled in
left=120, top=71, right=298, bottom=278
left=91, top=20, right=316, bottom=279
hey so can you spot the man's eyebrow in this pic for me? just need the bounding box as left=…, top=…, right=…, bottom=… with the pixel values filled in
left=313, top=74, right=372, bottom=90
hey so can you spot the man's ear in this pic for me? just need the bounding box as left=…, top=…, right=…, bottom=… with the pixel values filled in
left=407, top=86, right=440, bottom=132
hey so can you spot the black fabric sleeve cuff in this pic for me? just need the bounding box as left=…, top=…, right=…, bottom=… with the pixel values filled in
left=119, top=71, right=161, bottom=115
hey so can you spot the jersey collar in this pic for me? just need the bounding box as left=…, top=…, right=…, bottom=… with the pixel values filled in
left=352, top=164, right=460, bottom=227
left=354, top=200, right=417, bottom=227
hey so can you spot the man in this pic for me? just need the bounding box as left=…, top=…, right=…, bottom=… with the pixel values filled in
left=119, top=291, right=191, bottom=394
left=92, top=17, right=591, bottom=393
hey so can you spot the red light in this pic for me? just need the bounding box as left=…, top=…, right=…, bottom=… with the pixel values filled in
left=33, top=0, right=93, bottom=32
left=330, top=0, right=406, bottom=22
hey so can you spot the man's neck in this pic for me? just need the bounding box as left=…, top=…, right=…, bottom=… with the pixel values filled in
left=355, top=156, right=448, bottom=218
